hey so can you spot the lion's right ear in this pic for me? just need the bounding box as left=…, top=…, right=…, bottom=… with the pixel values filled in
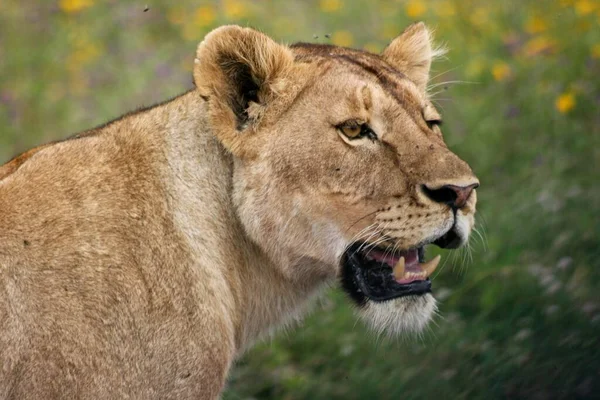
left=382, top=22, right=443, bottom=92
left=194, top=26, right=294, bottom=157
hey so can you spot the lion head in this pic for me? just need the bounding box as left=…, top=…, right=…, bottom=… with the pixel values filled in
left=194, top=23, right=479, bottom=335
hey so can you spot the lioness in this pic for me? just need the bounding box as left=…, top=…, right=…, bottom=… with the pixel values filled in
left=0, top=23, right=478, bottom=399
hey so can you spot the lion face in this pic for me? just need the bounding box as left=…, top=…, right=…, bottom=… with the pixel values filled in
left=195, top=23, right=478, bottom=335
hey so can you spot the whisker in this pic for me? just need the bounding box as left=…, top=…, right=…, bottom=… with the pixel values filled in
left=355, top=226, right=384, bottom=255
left=427, top=89, right=449, bottom=99
left=461, top=246, right=469, bottom=275
left=430, top=99, right=446, bottom=112
left=346, top=224, right=380, bottom=259
left=456, top=248, right=466, bottom=275
left=427, top=80, right=479, bottom=90
left=433, top=251, right=452, bottom=279
left=466, top=240, right=474, bottom=266
left=369, top=233, right=392, bottom=249
left=346, top=210, right=380, bottom=233
left=348, top=223, right=378, bottom=245
left=359, top=224, right=393, bottom=255
left=476, top=212, right=489, bottom=240
left=428, top=65, right=461, bottom=82
left=472, top=227, right=487, bottom=252
left=384, top=237, right=401, bottom=265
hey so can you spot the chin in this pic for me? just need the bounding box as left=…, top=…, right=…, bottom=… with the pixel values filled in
left=339, top=240, right=449, bottom=336
left=358, top=294, right=437, bottom=336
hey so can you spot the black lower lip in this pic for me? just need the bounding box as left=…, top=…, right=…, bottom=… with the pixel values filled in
left=433, top=225, right=461, bottom=249
left=341, top=244, right=432, bottom=305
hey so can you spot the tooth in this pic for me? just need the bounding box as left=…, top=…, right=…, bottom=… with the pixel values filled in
left=393, top=256, right=405, bottom=280
left=421, top=255, right=441, bottom=278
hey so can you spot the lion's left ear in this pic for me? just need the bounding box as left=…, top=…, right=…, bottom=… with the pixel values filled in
left=382, top=22, right=442, bottom=92
left=194, top=26, right=294, bottom=157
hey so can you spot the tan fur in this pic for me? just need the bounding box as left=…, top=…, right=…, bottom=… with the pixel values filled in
left=0, top=23, right=478, bottom=399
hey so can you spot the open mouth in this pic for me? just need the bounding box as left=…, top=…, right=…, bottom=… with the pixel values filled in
left=341, top=243, right=443, bottom=305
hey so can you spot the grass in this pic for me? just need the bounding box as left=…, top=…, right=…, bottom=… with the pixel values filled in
left=1, top=1, right=599, bottom=398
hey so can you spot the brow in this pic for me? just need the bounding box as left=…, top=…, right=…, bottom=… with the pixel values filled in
left=291, top=43, right=424, bottom=121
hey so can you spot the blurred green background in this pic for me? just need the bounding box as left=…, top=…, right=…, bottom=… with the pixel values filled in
left=1, top=0, right=599, bottom=398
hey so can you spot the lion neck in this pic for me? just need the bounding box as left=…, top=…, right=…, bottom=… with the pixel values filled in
left=161, top=90, right=328, bottom=351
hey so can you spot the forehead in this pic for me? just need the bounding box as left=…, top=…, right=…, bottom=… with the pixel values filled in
left=291, top=43, right=427, bottom=113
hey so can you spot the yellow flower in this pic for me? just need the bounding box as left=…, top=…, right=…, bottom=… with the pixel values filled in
left=469, top=7, right=490, bottom=27
left=491, top=62, right=511, bottom=81
left=405, top=0, right=426, bottom=18
left=555, top=92, right=575, bottom=113
left=194, top=5, right=216, bottom=27
left=525, top=16, right=548, bottom=34
left=574, top=0, right=596, bottom=15
left=69, top=44, right=100, bottom=67
left=319, top=0, right=342, bottom=13
left=223, top=0, right=248, bottom=20
left=523, top=35, right=557, bottom=56
left=332, top=30, right=353, bottom=47
left=59, top=0, right=93, bottom=13
left=66, top=34, right=101, bottom=74
left=592, top=44, right=600, bottom=58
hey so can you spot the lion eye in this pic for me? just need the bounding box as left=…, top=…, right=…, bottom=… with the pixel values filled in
left=339, top=122, right=361, bottom=138
left=338, top=121, right=378, bottom=141
left=426, top=119, right=443, bottom=130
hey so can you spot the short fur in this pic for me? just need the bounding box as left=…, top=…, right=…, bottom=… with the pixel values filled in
left=0, top=23, right=478, bottom=399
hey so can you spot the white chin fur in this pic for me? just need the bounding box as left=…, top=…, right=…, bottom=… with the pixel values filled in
left=358, top=294, right=437, bottom=336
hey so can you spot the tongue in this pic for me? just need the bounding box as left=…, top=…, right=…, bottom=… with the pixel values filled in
left=368, top=248, right=419, bottom=267
left=366, top=248, right=441, bottom=285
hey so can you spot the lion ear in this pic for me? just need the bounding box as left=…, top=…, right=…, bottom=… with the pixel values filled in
left=381, top=22, right=443, bottom=92
left=194, top=26, right=294, bottom=156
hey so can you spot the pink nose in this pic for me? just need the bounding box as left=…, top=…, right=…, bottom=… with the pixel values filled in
left=422, top=183, right=479, bottom=209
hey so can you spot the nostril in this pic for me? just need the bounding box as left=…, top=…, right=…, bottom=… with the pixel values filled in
left=422, top=183, right=478, bottom=209
left=421, top=185, right=459, bottom=207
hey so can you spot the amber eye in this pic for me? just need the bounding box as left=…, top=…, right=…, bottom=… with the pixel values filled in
left=338, top=121, right=378, bottom=141
left=340, top=122, right=361, bottom=138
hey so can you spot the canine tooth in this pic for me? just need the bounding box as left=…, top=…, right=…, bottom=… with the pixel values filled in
left=393, top=257, right=405, bottom=281
left=421, top=255, right=441, bottom=278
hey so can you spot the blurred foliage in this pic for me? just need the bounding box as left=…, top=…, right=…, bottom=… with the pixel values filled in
left=1, top=0, right=599, bottom=399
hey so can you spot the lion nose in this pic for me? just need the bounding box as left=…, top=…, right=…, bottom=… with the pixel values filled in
left=422, top=182, right=479, bottom=209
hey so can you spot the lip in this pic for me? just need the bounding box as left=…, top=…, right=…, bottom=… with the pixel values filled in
left=340, top=221, right=465, bottom=305
left=340, top=243, right=432, bottom=305
left=432, top=224, right=462, bottom=249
